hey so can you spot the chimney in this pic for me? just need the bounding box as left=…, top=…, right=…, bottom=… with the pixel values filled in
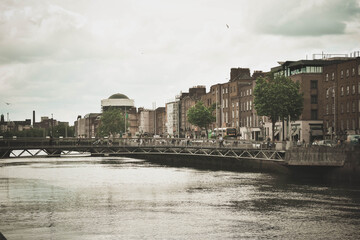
left=230, top=68, right=251, bottom=81
left=33, top=110, right=35, bottom=126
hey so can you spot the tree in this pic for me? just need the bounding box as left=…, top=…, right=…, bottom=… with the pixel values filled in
left=98, top=108, right=126, bottom=137
left=187, top=101, right=216, bottom=138
left=254, top=74, right=303, bottom=142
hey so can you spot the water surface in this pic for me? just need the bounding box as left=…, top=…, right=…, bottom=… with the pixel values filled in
left=1, top=157, right=360, bottom=239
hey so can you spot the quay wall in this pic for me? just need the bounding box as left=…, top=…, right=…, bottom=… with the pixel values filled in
left=285, top=146, right=360, bottom=184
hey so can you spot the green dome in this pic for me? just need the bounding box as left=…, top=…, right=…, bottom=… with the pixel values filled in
left=108, top=93, right=129, bottom=99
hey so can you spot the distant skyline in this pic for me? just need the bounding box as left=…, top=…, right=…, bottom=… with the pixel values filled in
left=1, top=0, right=360, bottom=124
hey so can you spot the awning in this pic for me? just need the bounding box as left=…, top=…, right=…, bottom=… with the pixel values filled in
left=251, top=128, right=261, bottom=132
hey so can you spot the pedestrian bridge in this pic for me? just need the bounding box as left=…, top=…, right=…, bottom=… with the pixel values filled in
left=0, top=137, right=285, bottom=163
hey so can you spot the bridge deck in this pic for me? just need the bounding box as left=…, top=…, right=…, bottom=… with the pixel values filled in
left=0, top=138, right=285, bottom=162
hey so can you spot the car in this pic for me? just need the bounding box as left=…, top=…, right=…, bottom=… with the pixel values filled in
left=313, top=140, right=335, bottom=147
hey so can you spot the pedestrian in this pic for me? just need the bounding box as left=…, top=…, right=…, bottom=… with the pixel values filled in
left=219, top=135, right=224, bottom=147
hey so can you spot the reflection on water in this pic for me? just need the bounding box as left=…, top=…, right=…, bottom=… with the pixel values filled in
left=1, top=157, right=360, bottom=239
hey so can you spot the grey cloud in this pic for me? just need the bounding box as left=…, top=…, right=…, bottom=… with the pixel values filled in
left=254, top=0, right=360, bottom=36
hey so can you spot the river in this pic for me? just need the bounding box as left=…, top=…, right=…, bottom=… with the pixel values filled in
left=0, top=157, right=360, bottom=239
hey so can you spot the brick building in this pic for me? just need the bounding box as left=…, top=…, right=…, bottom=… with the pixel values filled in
left=323, top=56, right=360, bottom=140
left=201, top=68, right=265, bottom=140
left=271, top=53, right=360, bottom=142
left=178, top=86, right=206, bottom=137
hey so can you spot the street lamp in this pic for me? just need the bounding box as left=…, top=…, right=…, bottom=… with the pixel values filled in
left=328, top=85, right=336, bottom=140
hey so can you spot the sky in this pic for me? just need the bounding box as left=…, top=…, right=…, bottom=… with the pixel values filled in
left=1, top=0, right=360, bottom=124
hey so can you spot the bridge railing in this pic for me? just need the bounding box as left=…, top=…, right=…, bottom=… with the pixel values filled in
left=0, top=137, right=276, bottom=150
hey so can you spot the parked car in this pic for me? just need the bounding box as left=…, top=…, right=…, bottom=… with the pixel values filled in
left=346, top=135, right=360, bottom=145
left=313, top=140, right=335, bottom=147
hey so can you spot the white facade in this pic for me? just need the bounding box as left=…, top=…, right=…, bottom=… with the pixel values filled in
left=264, top=120, right=323, bottom=143
left=139, top=110, right=154, bottom=134
left=101, top=98, right=135, bottom=108
left=166, top=101, right=179, bottom=136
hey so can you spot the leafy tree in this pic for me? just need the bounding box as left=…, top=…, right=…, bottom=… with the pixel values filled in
left=98, top=108, right=126, bottom=137
left=52, top=124, right=74, bottom=138
left=254, top=74, right=303, bottom=141
left=187, top=101, right=216, bottom=138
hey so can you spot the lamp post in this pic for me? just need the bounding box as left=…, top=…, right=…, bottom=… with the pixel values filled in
left=51, top=113, right=54, bottom=137
left=328, top=85, right=336, bottom=140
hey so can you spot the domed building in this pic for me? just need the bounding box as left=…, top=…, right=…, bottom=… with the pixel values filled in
left=101, top=93, right=135, bottom=112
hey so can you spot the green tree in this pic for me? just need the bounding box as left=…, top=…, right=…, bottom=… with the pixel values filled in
left=187, top=101, right=216, bottom=138
left=53, top=123, right=75, bottom=138
left=97, top=108, right=126, bottom=137
left=254, top=74, right=303, bottom=142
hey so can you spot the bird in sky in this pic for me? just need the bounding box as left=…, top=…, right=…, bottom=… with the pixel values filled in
left=5, top=102, right=10, bottom=105
left=226, top=24, right=229, bottom=28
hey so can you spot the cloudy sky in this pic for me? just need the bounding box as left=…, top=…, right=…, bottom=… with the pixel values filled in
left=1, top=0, right=359, bottom=124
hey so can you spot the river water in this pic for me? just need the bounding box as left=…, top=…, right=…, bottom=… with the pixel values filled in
left=0, top=157, right=360, bottom=240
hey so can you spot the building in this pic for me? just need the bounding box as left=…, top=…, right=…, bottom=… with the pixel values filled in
left=74, top=113, right=101, bottom=138
left=270, top=52, right=360, bottom=142
left=178, top=86, right=206, bottom=137
left=75, top=93, right=140, bottom=138
left=138, top=108, right=155, bottom=136
left=165, top=100, right=180, bottom=137
left=322, top=55, right=360, bottom=140
left=0, top=114, right=32, bottom=133
left=201, top=68, right=265, bottom=140
left=155, top=107, right=166, bottom=136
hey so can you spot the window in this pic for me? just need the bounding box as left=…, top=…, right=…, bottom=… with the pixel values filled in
left=332, top=72, right=335, bottom=80
left=332, top=104, right=335, bottom=114
left=310, top=80, right=318, bottom=89
left=347, top=86, right=350, bottom=95
left=326, top=89, right=329, bottom=98
left=353, top=85, right=356, bottom=94
left=325, top=73, right=329, bottom=81
left=332, top=88, right=335, bottom=97
left=341, top=103, right=344, bottom=113
left=347, top=102, right=350, bottom=113
left=326, top=104, right=329, bottom=115
left=346, top=69, right=349, bottom=77
left=341, top=86, right=344, bottom=96
left=311, top=110, right=318, bottom=120
left=311, top=95, right=318, bottom=104
left=246, top=90, right=249, bottom=96
left=249, top=89, right=252, bottom=95
left=352, top=68, right=355, bottom=76
left=358, top=64, right=360, bottom=75
left=341, top=70, right=344, bottom=78
left=249, top=101, right=252, bottom=110
left=352, top=102, right=355, bottom=112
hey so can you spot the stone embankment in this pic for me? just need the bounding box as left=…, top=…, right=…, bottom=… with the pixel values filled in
left=285, top=145, right=360, bottom=184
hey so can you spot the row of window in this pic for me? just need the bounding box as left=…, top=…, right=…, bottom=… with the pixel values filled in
left=339, top=118, right=360, bottom=131
left=325, top=64, right=360, bottom=81
left=325, top=100, right=360, bottom=115
left=325, top=118, right=360, bottom=131
left=340, top=83, right=360, bottom=96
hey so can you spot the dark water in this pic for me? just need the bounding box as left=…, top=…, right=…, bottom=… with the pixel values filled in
left=0, top=157, right=360, bottom=240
